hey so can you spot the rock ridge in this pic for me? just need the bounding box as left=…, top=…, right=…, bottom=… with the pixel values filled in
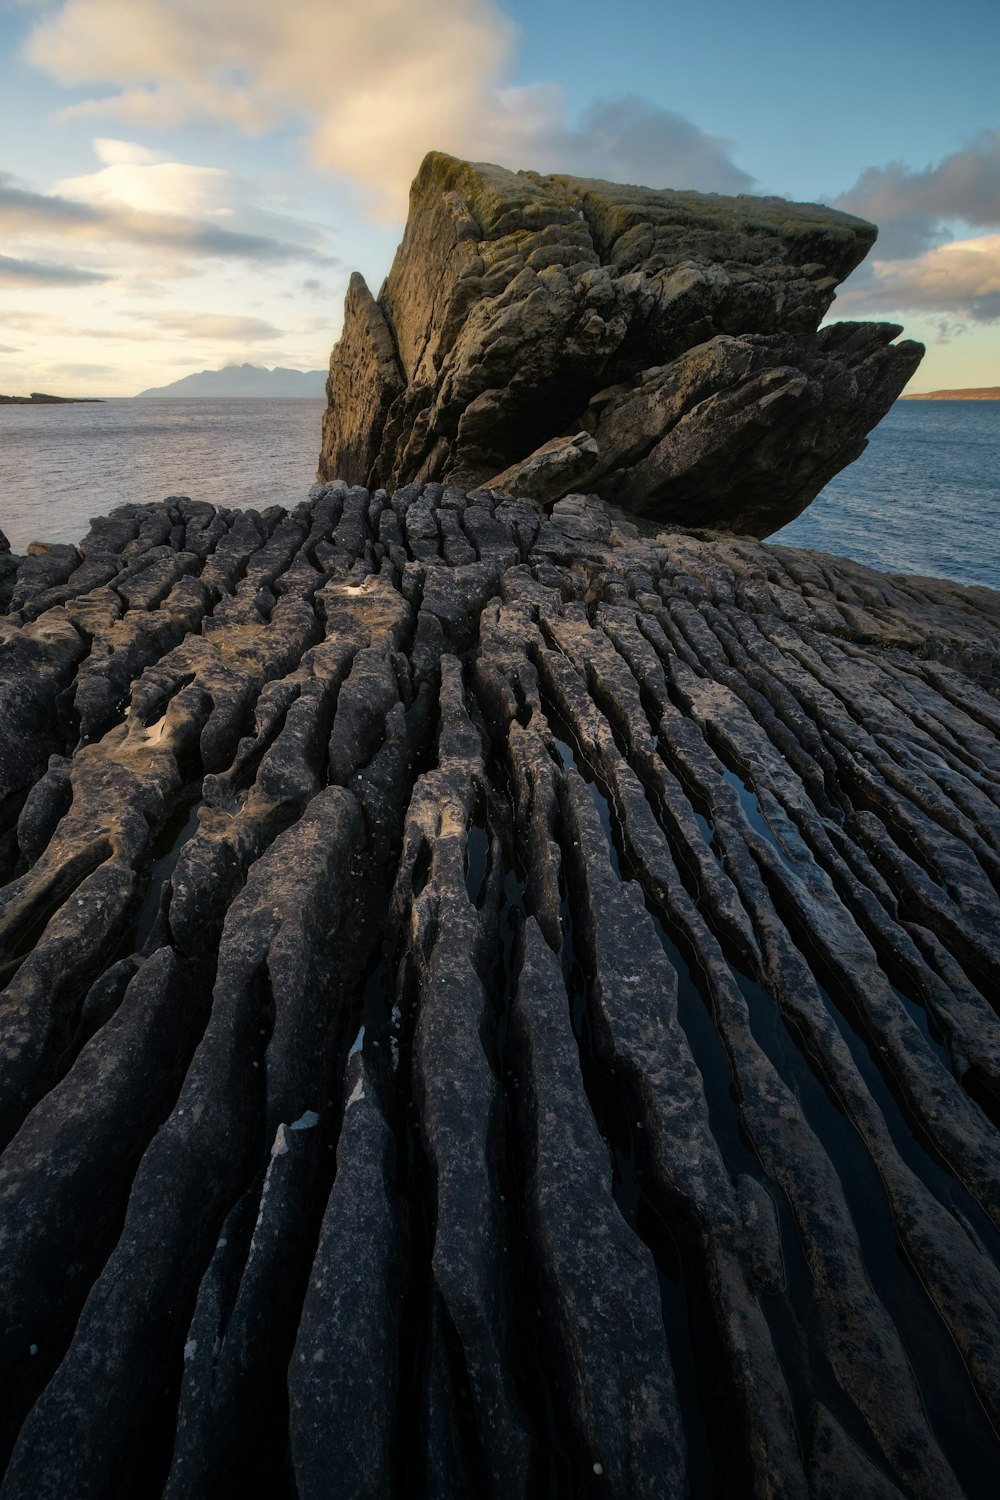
left=0, top=485, right=999, bottom=1497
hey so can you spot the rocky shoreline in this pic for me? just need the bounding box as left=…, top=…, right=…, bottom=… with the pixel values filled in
left=0, top=393, right=104, bottom=405
left=900, top=388, right=1000, bottom=401
left=1, top=485, right=999, bottom=1497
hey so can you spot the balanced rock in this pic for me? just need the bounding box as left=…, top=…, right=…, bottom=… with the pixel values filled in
left=318, top=153, right=923, bottom=534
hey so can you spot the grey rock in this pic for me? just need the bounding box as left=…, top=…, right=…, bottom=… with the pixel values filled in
left=288, top=1048, right=404, bottom=1500
left=318, top=152, right=922, bottom=535
left=509, top=917, right=686, bottom=1495
left=0, top=487, right=997, bottom=1500
left=482, top=431, right=600, bottom=502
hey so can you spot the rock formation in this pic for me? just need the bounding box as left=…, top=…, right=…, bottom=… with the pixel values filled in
left=318, top=154, right=923, bottom=535
left=1, top=484, right=999, bottom=1497
left=0, top=393, right=103, bottom=405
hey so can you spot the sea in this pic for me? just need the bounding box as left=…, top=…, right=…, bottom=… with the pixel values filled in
left=0, top=397, right=997, bottom=592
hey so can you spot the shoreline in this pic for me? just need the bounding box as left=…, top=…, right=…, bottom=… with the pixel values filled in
left=0, top=394, right=104, bottom=406
left=900, top=387, right=1000, bottom=400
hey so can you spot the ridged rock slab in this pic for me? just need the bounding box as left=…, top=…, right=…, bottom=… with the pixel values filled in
left=1, top=486, right=999, bottom=1498
left=318, top=153, right=923, bottom=534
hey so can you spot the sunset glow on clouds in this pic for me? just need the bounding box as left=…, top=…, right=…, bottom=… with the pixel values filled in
left=26, top=0, right=519, bottom=215
left=1, top=0, right=998, bottom=394
left=21, top=0, right=760, bottom=215
left=837, top=235, right=1000, bottom=325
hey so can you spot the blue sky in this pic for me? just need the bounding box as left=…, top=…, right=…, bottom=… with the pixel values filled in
left=1, top=0, right=998, bottom=395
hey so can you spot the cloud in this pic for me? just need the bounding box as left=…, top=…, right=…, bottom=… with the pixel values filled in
left=836, top=130, right=1000, bottom=260
left=0, top=250, right=109, bottom=286
left=152, top=311, right=284, bottom=340
left=0, top=343, right=21, bottom=353
left=23, top=0, right=753, bottom=216
left=50, top=361, right=117, bottom=377
left=524, top=95, right=755, bottom=195
left=834, top=233, right=1000, bottom=323
left=830, top=131, right=1000, bottom=329
left=0, top=309, right=65, bottom=333
left=0, top=166, right=334, bottom=267
left=92, top=138, right=163, bottom=166
left=78, top=324, right=166, bottom=340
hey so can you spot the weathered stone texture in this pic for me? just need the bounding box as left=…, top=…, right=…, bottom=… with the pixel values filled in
left=318, top=153, right=923, bottom=534
left=1, top=488, right=999, bottom=1497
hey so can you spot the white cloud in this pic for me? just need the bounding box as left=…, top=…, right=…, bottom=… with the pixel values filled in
left=839, top=130, right=1000, bottom=247
left=23, top=0, right=754, bottom=216
left=0, top=156, right=337, bottom=274
left=835, top=233, right=1000, bottom=323
left=527, top=95, right=754, bottom=194
left=92, top=137, right=163, bottom=166
left=152, top=311, right=284, bottom=340
left=49, top=361, right=118, bottom=378
left=0, top=249, right=108, bottom=285
left=831, top=131, right=1000, bottom=329
left=53, top=153, right=335, bottom=249
left=836, top=130, right=1000, bottom=258
left=57, top=157, right=253, bottom=219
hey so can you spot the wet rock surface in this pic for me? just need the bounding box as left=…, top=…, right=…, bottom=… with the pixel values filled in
left=1, top=484, right=999, bottom=1498
left=318, top=154, right=923, bottom=536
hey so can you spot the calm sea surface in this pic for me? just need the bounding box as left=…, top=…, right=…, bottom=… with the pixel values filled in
left=772, top=401, right=999, bottom=592
left=0, top=398, right=326, bottom=556
left=1, top=397, right=997, bottom=591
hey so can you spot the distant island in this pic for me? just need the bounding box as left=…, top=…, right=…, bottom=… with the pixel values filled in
left=900, top=386, right=1000, bottom=400
left=0, top=392, right=103, bottom=405
left=136, top=363, right=327, bottom=398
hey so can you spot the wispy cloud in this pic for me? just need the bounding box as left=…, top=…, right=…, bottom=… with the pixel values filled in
left=517, top=95, right=754, bottom=194
left=0, top=166, right=334, bottom=267
left=832, top=132, right=1000, bottom=326
left=835, top=233, right=1000, bottom=323
left=0, top=250, right=109, bottom=286
left=50, top=361, right=118, bottom=378
left=151, top=311, right=284, bottom=341
left=836, top=130, right=1000, bottom=259
left=22, top=0, right=753, bottom=216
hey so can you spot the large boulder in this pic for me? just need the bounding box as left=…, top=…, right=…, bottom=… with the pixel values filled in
left=318, top=152, right=923, bottom=536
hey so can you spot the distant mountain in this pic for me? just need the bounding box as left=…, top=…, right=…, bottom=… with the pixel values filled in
left=900, top=386, right=1000, bottom=400
left=135, top=363, right=327, bottom=398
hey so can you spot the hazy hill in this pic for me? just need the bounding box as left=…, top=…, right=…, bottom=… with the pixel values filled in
left=900, top=386, right=1000, bottom=400
left=136, top=363, right=327, bottom=398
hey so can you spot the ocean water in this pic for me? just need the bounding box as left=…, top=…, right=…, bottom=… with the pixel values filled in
left=0, top=398, right=326, bottom=555
left=1, top=396, right=997, bottom=591
left=771, top=401, right=999, bottom=592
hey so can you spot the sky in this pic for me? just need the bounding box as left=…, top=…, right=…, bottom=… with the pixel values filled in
left=1, top=0, right=998, bottom=396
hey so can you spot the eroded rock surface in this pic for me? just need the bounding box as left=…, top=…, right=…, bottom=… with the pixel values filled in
left=1, top=486, right=999, bottom=1498
left=318, top=153, right=923, bottom=535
